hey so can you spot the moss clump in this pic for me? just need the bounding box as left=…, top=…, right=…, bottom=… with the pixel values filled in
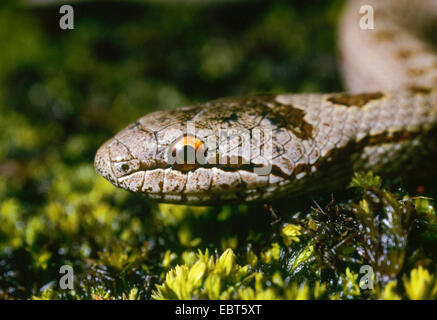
left=146, top=173, right=437, bottom=300
left=153, top=248, right=328, bottom=300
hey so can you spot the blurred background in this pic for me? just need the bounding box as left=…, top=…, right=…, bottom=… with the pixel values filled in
left=0, top=0, right=346, bottom=299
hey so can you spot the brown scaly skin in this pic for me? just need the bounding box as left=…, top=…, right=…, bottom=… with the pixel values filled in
left=94, top=0, right=437, bottom=205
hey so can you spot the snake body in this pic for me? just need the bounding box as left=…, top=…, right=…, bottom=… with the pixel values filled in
left=94, top=0, right=437, bottom=205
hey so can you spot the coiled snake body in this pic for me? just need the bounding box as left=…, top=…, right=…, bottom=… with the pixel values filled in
left=94, top=0, right=437, bottom=205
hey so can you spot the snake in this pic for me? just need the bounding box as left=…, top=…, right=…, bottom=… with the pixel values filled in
left=94, top=0, right=437, bottom=205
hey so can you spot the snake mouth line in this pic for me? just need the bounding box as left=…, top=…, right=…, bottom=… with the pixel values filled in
left=116, top=161, right=289, bottom=178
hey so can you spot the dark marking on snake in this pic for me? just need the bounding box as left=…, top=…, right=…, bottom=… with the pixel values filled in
left=373, top=30, right=396, bottom=42
left=266, top=103, right=314, bottom=140
left=327, top=92, right=385, bottom=107
left=407, top=68, right=426, bottom=77
left=397, top=49, right=415, bottom=60
left=408, top=86, right=432, bottom=94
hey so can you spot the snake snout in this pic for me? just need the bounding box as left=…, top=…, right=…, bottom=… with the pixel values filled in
left=94, top=143, right=118, bottom=186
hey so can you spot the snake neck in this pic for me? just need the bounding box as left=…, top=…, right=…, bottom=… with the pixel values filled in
left=340, top=0, right=437, bottom=93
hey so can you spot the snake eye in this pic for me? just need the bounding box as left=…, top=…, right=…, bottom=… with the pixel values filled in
left=170, top=135, right=206, bottom=171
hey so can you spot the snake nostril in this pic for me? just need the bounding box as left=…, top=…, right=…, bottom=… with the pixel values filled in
left=121, top=163, right=130, bottom=172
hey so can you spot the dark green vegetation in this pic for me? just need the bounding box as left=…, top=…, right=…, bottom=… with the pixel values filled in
left=1, top=0, right=437, bottom=300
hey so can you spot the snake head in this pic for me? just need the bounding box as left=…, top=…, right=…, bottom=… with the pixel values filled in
left=94, top=99, right=282, bottom=204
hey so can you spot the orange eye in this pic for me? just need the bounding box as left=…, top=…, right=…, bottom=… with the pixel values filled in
left=170, top=135, right=206, bottom=171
